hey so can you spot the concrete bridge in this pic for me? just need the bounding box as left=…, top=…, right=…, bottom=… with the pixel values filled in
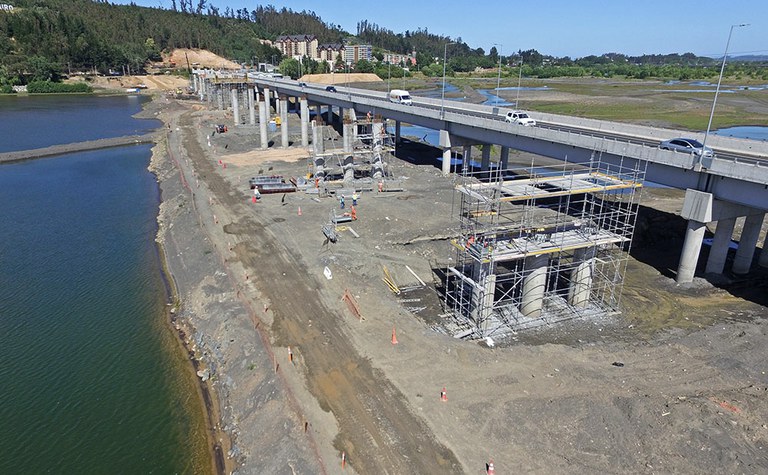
left=191, top=71, right=768, bottom=284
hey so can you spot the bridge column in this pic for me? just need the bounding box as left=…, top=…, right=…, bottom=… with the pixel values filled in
left=262, top=87, right=270, bottom=113
left=677, top=220, right=706, bottom=283
left=279, top=95, right=289, bottom=148
left=300, top=96, right=309, bottom=147
left=732, top=212, right=765, bottom=274
left=439, top=130, right=452, bottom=176
left=521, top=254, right=548, bottom=318
left=343, top=110, right=354, bottom=153
left=705, top=217, right=736, bottom=275
left=500, top=146, right=510, bottom=172
left=216, top=86, right=223, bottom=110
left=760, top=234, right=768, bottom=268
left=248, top=85, right=256, bottom=125
left=258, top=92, right=268, bottom=149
left=568, top=247, right=595, bottom=308
left=481, top=145, right=491, bottom=172
left=395, top=121, right=401, bottom=143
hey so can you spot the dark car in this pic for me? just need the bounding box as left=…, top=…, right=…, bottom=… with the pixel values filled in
left=298, top=82, right=307, bottom=87
left=659, top=137, right=714, bottom=157
left=325, top=85, right=337, bottom=92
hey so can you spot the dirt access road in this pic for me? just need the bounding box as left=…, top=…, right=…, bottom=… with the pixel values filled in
left=177, top=110, right=460, bottom=473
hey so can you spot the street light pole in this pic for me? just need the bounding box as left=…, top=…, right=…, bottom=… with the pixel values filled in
left=441, top=42, right=456, bottom=119
left=388, top=60, right=391, bottom=94
left=493, top=43, right=503, bottom=108
left=516, top=58, right=523, bottom=108
left=700, top=23, right=749, bottom=169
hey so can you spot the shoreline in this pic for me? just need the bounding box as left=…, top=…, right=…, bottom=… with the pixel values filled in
left=147, top=116, right=231, bottom=473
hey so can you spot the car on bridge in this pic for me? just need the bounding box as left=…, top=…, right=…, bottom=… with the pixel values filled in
left=325, top=85, right=337, bottom=92
left=659, top=138, right=714, bottom=157
left=505, top=111, right=536, bottom=126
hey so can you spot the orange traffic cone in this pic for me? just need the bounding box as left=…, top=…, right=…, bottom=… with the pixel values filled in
left=252, top=196, right=257, bottom=203
left=440, top=387, right=448, bottom=402
left=298, top=206, right=302, bottom=216
left=341, top=451, right=346, bottom=469
left=487, top=460, right=495, bottom=475
left=391, top=326, right=398, bottom=345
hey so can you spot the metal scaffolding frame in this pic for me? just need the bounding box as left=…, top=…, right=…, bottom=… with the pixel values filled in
left=443, top=152, right=646, bottom=339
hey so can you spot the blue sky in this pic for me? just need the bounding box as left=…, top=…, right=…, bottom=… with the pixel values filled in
left=113, top=0, right=765, bottom=58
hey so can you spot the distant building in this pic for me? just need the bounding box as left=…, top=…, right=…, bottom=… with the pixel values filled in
left=383, top=52, right=417, bottom=67
left=344, top=44, right=372, bottom=65
left=318, top=43, right=344, bottom=64
left=275, top=35, right=319, bottom=60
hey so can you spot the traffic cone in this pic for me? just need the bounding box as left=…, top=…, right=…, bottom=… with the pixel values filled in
left=440, top=387, right=448, bottom=402
left=391, top=326, right=398, bottom=345
left=487, top=460, right=495, bottom=475
left=341, top=451, right=346, bottom=469
left=298, top=206, right=302, bottom=216
left=288, top=346, right=293, bottom=363
left=252, top=196, right=257, bottom=203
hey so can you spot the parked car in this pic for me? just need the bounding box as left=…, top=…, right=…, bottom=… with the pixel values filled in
left=505, top=111, right=536, bottom=126
left=325, top=85, right=337, bottom=92
left=659, top=138, right=714, bottom=157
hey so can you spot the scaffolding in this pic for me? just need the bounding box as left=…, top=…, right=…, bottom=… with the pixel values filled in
left=443, top=153, right=645, bottom=339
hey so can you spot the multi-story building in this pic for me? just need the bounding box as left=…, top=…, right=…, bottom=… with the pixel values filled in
left=275, top=35, right=319, bottom=59
left=318, top=43, right=344, bottom=64
left=343, top=44, right=372, bottom=65
left=382, top=51, right=417, bottom=67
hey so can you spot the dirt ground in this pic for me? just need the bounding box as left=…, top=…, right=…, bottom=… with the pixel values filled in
left=149, top=88, right=768, bottom=474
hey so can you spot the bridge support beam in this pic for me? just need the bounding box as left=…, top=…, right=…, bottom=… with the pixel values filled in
left=677, top=220, right=706, bottom=283
left=395, top=120, right=401, bottom=143
left=300, top=96, right=309, bottom=148
left=262, top=87, right=270, bottom=113
left=279, top=95, right=289, bottom=148
left=732, top=212, right=765, bottom=274
left=705, top=217, right=736, bottom=275
left=569, top=247, right=595, bottom=308
left=258, top=93, right=268, bottom=149
left=521, top=254, right=548, bottom=318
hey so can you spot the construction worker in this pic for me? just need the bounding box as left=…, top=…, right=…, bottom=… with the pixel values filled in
left=352, top=192, right=358, bottom=206
left=366, top=110, right=372, bottom=122
left=339, top=194, right=345, bottom=209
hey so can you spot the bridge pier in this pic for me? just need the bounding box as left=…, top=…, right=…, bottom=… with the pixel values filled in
left=569, top=247, right=595, bottom=308
left=439, top=130, right=452, bottom=176
left=521, top=254, right=548, bottom=318
left=262, top=87, right=270, bottom=114
left=481, top=145, right=491, bottom=172
left=500, top=146, right=510, bottom=172
left=300, top=96, right=309, bottom=147
left=760, top=234, right=768, bottom=268
left=705, top=217, right=736, bottom=274
left=395, top=120, right=401, bottom=144
left=258, top=92, right=268, bottom=149
left=248, top=85, right=256, bottom=126
left=279, top=95, right=288, bottom=148
left=733, top=212, right=765, bottom=274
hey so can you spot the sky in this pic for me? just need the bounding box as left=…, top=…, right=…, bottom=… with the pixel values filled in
left=112, top=0, right=765, bottom=58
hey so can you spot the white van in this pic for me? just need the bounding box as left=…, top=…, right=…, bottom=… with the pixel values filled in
left=388, top=89, right=413, bottom=105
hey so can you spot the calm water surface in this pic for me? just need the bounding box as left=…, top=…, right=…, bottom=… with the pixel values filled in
left=0, top=96, right=209, bottom=473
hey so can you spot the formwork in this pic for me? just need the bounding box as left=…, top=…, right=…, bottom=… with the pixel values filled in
left=443, top=153, right=645, bottom=339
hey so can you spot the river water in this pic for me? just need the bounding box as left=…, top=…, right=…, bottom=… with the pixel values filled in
left=0, top=95, right=210, bottom=473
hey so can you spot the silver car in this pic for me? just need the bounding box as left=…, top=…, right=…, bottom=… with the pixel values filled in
left=659, top=138, right=714, bottom=157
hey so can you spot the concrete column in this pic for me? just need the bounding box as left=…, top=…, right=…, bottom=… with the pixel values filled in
left=568, top=248, right=594, bottom=308
left=371, top=121, right=385, bottom=180
left=439, top=129, right=451, bottom=176
left=279, top=95, right=289, bottom=148
left=521, top=254, right=548, bottom=318
left=258, top=93, right=268, bottom=150
left=481, top=145, right=491, bottom=172
left=216, top=86, right=223, bottom=110
left=500, top=146, right=510, bottom=172
left=343, top=121, right=354, bottom=153
left=248, top=86, right=256, bottom=125
left=676, top=220, right=706, bottom=283
left=231, top=88, right=239, bottom=126
left=300, top=96, right=309, bottom=147
left=732, top=213, right=765, bottom=274
left=192, top=74, right=197, bottom=93
left=312, top=121, right=325, bottom=155
left=705, top=217, right=736, bottom=274
left=262, top=87, right=270, bottom=113
left=759, top=233, right=768, bottom=268
left=395, top=120, right=401, bottom=143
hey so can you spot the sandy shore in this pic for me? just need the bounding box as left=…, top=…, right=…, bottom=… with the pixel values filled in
left=143, top=91, right=768, bottom=475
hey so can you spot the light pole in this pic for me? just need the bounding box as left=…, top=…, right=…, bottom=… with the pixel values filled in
left=516, top=58, right=523, bottom=108
left=699, top=23, right=749, bottom=169
left=441, top=42, right=456, bottom=119
left=493, top=43, right=503, bottom=108
left=387, top=59, right=391, bottom=94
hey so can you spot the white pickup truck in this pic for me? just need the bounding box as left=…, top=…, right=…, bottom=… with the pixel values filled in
left=504, top=111, right=536, bottom=126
